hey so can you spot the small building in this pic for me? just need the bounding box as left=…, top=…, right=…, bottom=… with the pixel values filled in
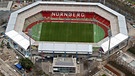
left=15, top=63, right=23, bottom=70
left=52, top=57, right=77, bottom=74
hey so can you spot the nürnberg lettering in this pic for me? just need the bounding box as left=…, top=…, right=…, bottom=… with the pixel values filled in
left=51, top=12, right=85, bottom=18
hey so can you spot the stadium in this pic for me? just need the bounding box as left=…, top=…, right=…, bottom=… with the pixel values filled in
left=5, top=1, right=128, bottom=57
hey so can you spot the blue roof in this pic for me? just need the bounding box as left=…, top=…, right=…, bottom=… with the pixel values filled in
left=15, top=63, right=22, bottom=70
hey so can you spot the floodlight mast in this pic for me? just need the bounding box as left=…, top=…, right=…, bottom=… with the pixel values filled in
left=103, top=24, right=111, bottom=59
left=108, top=29, right=112, bottom=58
left=94, top=19, right=111, bottom=59
left=28, top=29, right=32, bottom=60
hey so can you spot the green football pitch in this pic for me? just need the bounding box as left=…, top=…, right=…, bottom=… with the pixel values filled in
left=31, top=22, right=105, bottom=43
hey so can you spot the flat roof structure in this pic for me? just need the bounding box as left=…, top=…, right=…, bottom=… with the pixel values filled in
left=121, top=54, right=129, bottom=61
left=5, top=30, right=34, bottom=50
left=53, top=57, right=76, bottom=67
left=129, top=60, right=135, bottom=68
left=52, top=57, right=77, bottom=73
left=38, top=42, right=92, bottom=54
left=119, top=53, right=135, bottom=69
left=5, top=1, right=128, bottom=55
left=121, top=53, right=134, bottom=63
left=101, top=33, right=128, bottom=53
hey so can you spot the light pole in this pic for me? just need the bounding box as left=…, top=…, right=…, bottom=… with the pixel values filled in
left=107, top=29, right=112, bottom=58
left=28, top=29, right=32, bottom=60
left=94, top=19, right=111, bottom=59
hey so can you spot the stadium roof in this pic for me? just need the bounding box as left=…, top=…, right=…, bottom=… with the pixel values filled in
left=101, top=33, right=128, bottom=53
left=38, top=42, right=92, bottom=54
left=5, top=1, right=128, bottom=53
left=5, top=30, right=34, bottom=50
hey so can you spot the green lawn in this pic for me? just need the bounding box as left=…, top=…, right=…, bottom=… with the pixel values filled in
left=94, top=24, right=105, bottom=42
left=40, top=22, right=93, bottom=42
left=31, top=22, right=105, bottom=43
left=31, top=23, right=42, bottom=40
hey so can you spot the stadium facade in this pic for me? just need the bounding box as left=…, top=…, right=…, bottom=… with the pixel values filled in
left=5, top=1, right=128, bottom=57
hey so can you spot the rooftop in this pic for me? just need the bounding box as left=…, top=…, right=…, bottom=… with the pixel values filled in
left=38, top=42, right=92, bottom=54
left=5, top=1, right=128, bottom=54
left=129, top=60, right=135, bottom=68
left=53, top=57, right=76, bottom=67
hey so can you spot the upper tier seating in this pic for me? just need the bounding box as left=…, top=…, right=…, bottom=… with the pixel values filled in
left=41, top=11, right=110, bottom=27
